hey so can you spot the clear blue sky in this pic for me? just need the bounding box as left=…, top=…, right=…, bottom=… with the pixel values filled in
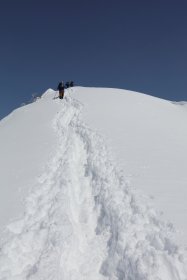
left=0, top=0, right=187, bottom=119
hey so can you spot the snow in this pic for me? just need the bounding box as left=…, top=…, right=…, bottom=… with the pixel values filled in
left=0, top=90, right=62, bottom=227
left=71, top=87, right=187, bottom=246
left=0, top=87, right=187, bottom=279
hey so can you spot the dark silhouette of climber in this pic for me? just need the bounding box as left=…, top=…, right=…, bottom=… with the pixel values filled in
left=57, top=81, right=65, bottom=99
left=65, top=81, right=70, bottom=89
left=69, top=81, right=74, bottom=87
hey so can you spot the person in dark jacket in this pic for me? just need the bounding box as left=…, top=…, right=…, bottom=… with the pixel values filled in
left=69, top=81, right=74, bottom=87
left=57, top=81, right=65, bottom=99
left=65, top=81, right=70, bottom=89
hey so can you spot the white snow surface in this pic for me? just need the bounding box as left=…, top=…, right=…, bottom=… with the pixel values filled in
left=0, top=87, right=187, bottom=279
left=71, top=87, right=187, bottom=245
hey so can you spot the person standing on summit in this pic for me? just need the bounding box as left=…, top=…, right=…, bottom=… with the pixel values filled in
left=57, top=81, right=65, bottom=99
left=69, top=81, right=74, bottom=87
left=65, top=81, right=70, bottom=88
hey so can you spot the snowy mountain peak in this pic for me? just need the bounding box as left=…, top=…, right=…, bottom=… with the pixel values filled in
left=0, top=87, right=187, bottom=279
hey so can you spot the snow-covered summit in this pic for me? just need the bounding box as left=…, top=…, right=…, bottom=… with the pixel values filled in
left=0, top=87, right=187, bottom=279
left=72, top=87, right=187, bottom=241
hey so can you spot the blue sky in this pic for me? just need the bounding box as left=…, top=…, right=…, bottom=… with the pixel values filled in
left=0, top=0, right=187, bottom=119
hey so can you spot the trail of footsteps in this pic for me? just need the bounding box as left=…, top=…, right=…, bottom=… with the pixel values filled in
left=0, top=97, right=107, bottom=280
left=52, top=97, right=108, bottom=280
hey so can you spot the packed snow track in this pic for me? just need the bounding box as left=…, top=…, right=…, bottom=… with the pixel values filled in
left=0, top=91, right=186, bottom=280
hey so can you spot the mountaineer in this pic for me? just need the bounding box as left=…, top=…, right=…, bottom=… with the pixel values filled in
left=57, top=81, right=65, bottom=99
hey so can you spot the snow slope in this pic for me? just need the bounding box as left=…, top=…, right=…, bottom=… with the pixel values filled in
left=0, top=88, right=187, bottom=279
left=0, top=91, right=62, bottom=227
left=71, top=87, right=187, bottom=245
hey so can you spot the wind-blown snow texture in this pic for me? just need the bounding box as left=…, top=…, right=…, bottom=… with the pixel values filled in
left=0, top=88, right=187, bottom=279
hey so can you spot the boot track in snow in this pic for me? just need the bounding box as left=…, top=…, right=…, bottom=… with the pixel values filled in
left=0, top=95, right=186, bottom=280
